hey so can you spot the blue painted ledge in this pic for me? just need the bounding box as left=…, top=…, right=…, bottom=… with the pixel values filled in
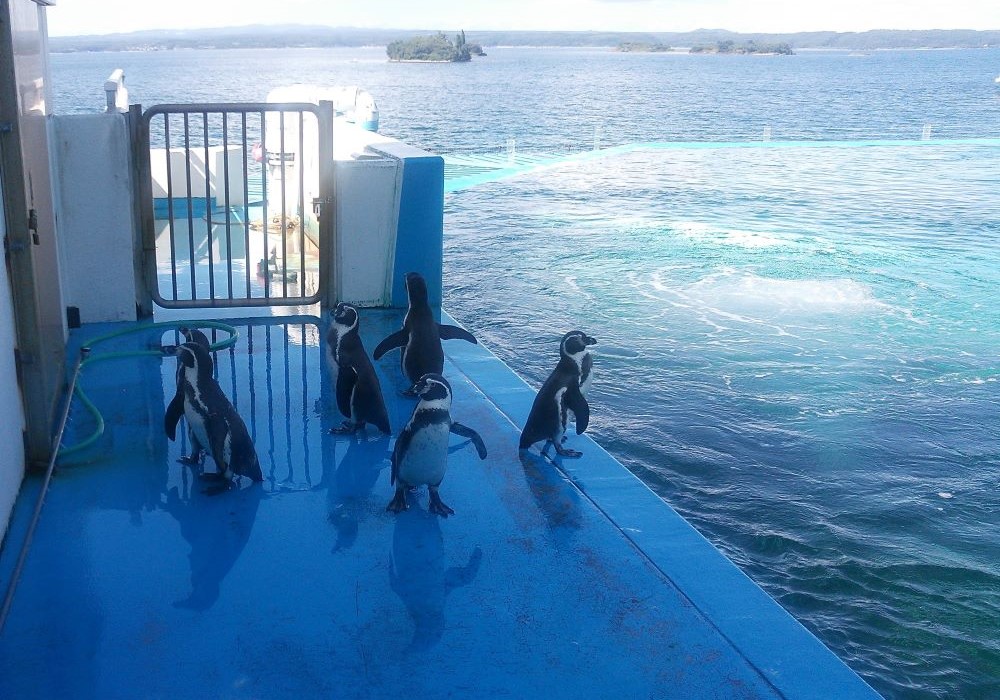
left=441, top=311, right=882, bottom=700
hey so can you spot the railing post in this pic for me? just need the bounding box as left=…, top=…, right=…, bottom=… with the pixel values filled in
left=105, top=69, right=128, bottom=113
left=317, top=100, right=336, bottom=309
left=129, top=103, right=154, bottom=318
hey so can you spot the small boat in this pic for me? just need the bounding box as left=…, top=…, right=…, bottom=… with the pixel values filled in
left=266, top=84, right=379, bottom=131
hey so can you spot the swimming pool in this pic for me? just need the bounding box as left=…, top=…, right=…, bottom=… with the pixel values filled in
left=443, top=142, right=1000, bottom=699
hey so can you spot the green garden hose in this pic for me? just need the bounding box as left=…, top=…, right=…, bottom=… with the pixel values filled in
left=57, top=319, right=240, bottom=460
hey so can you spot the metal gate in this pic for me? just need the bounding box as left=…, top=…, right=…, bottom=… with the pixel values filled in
left=134, top=102, right=334, bottom=310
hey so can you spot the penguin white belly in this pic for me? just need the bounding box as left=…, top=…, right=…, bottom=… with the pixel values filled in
left=326, top=341, right=341, bottom=386
left=184, top=398, right=211, bottom=456
left=554, top=387, right=568, bottom=441
left=398, top=423, right=450, bottom=486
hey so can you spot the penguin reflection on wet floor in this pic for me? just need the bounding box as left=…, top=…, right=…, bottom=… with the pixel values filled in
left=325, top=302, right=391, bottom=435
left=373, top=272, right=478, bottom=395
left=165, top=341, right=264, bottom=493
left=387, top=373, right=487, bottom=517
left=519, top=330, right=597, bottom=459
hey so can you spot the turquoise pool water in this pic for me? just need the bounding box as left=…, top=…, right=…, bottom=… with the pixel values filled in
left=443, top=142, right=1000, bottom=699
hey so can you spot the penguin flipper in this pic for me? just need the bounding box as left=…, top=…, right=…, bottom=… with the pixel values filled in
left=566, top=387, right=590, bottom=434
left=451, top=421, right=487, bottom=459
left=372, top=330, right=408, bottom=360
left=335, top=365, right=357, bottom=419
left=390, top=428, right=414, bottom=486
left=164, top=392, right=184, bottom=440
left=438, top=324, right=478, bottom=345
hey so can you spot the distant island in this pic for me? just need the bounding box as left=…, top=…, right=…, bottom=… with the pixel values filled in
left=48, top=25, right=1000, bottom=53
left=617, top=42, right=671, bottom=53
left=387, top=30, right=481, bottom=62
left=690, top=40, right=794, bottom=55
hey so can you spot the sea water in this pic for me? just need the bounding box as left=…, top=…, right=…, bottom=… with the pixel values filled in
left=51, top=45, right=1000, bottom=699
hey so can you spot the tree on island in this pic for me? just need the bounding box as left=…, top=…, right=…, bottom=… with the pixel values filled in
left=617, top=42, right=671, bottom=52
left=690, top=40, right=793, bottom=55
left=386, top=30, right=474, bottom=62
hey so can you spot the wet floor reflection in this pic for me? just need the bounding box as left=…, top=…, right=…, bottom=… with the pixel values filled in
left=162, top=480, right=264, bottom=611
left=518, top=451, right=583, bottom=537
left=321, top=433, right=391, bottom=552
left=389, top=508, right=482, bottom=653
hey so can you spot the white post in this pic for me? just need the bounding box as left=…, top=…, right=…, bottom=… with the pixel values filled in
left=506, top=138, right=516, bottom=164
left=104, top=69, right=128, bottom=113
left=921, top=124, right=932, bottom=140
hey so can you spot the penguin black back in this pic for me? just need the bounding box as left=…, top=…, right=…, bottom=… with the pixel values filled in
left=519, top=331, right=597, bottom=458
left=372, top=272, right=479, bottom=389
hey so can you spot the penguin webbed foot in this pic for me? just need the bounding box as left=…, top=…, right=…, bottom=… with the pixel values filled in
left=330, top=421, right=363, bottom=435
left=554, top=442, right=583, bottom=459
left=386, top=488, right=409, bottom=513
left=198, top=473, right=234, bottom=496
left=177, top=450, right=205, bottom=466
left=428, top=490, right=454, bottom=517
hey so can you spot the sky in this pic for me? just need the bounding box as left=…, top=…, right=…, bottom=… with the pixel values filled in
left=45, top=0, right=1000, bottom=37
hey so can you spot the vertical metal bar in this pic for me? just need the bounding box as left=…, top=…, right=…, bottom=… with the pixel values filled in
left=130, top=103, right=155, bottom=318
left=261, top=109, right=270, bottom=300
left=246, top=324, right=257, bottom=442
left=242, top=112, right=251, bottom=298
left=183, top=113, right=196, bottom=301
left=300, top=323, right=310, bottom=485
left=298, top=110, right=306, bottom=298
left=283, top=329, right=292, bottom=482
left=164, top=114, right=178, bottom=300
left=203, top=111, right=215, bottom=300
left=317, top=100, right=335, bottom=309
left=265, top=326, right=275, bottom=480
left=222, top=110, right=233, bottom=299
left=279, top=110, right=288, bottom=298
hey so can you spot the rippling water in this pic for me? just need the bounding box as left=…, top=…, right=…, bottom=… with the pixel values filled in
left=52, top=45, right=1000, bottom=699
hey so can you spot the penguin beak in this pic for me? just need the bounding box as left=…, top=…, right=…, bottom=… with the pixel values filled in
left=585, top=335, right=597, bottom=346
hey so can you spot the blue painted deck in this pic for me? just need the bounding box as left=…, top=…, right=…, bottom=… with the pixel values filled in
left=0, top=311, right=880, bottom=699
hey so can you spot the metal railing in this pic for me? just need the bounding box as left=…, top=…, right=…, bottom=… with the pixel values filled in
left=134, top=102, right=334, bottom=311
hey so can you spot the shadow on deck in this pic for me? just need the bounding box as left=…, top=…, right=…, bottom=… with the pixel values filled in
left=0, top=311, right=879, bottom=699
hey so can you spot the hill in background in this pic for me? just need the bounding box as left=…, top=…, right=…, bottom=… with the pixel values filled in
left=49, top=25, right=1000, bottom=52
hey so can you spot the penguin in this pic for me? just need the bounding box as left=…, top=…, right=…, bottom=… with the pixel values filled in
left=325, top=302, right=391, bottom=434
left=387, top=373, right=487, bottom=517
left=170, top=327, right=213, bottom=465
left=565, top=329, right=594, bottom=442
left=165, top=341, right=263, bottom=489
left=519, top=330, right=597, bottom=459
left=373, top=272, right=478, bottom=394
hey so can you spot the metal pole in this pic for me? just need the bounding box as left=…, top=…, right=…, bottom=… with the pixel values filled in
left=317, top=100, right=335, bottom=309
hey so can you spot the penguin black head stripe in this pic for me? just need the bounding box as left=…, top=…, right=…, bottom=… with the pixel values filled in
left=405, top=272, right=429, bottom=305
left=176, top=341, right=213, bottom=379
left=414, top=373, right=451, bottom=403
left=561, top=330, right=597, bottom=359
left=332, top=302, right=359, bottom=330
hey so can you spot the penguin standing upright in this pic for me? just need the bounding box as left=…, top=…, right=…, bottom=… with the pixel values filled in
left=165, top=342, right=263, bottom=489
left=171, top=327, right=212, bottom=464
left=326, top=302, right=391, bottom=434
left=519, top=331, right=597, bottom=458
left=387, top=373, right=487, bottom=516
left=373, top=272, right=478, bottom=394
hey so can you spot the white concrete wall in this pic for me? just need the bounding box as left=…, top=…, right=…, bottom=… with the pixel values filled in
left=333, top=156, right=400, bottom=306
left=150, top=145, right=245, bottom=206
left=0, top=162, right=27, bottom=542
left=53, top=113, right=137, bottom=323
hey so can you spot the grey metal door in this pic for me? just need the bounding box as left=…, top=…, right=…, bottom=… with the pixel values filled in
left=135, top=102, right=333, bottom=310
